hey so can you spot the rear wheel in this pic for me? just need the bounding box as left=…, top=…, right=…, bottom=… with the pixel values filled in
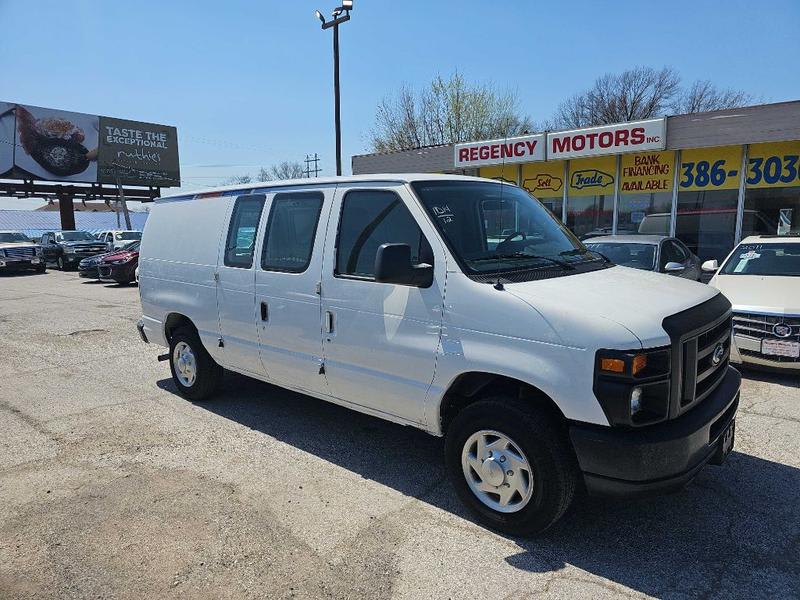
left=445, top=397, right=578, bottom=536
left=168, top=326, right=222, bottom=401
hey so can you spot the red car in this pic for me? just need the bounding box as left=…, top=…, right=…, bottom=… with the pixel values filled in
left=97, top=241, right=140, bottom=284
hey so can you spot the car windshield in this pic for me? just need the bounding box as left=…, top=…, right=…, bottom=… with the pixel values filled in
left=0, top=232, right=31, bottom=243
left=56, top=231, right=95, bottom=242
left=585, top=242, right=656, bottom=271
left=116, top=231, right=142, bottom=240
left=411, top=180, right=604, bottom=275
left=720, top=242, right=800, bottom=276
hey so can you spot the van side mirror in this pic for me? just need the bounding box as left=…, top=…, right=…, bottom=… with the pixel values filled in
left=374, top=243, right=433, bottom=287
left=664, top=261, right=685, bottom=273
left=701, top=259, right=719, bottom=273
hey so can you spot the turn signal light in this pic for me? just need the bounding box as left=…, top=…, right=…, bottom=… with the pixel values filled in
left=632, top=354, right=648, bottom=376
left=600, top=358, right=625, bottom=373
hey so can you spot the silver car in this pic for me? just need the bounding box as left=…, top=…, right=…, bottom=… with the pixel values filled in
left=583, top=235, right=702, bottom=281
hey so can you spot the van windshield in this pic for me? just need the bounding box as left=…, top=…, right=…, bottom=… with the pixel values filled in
left=720, top=242, right=800, bottom=276
left=411, top=180, right=606, bottom=276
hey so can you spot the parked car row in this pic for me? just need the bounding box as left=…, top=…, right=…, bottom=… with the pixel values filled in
left=0, top=229, right=140, bottom=284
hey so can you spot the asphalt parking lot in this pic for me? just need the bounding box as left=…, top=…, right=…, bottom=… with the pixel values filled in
left=0, top=269, right=798, bottom=599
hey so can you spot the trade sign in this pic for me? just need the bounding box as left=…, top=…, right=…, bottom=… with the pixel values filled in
left=568, top=156, right=616, bottom=197
left=548, top=118, right=666, bottom=160
left=522, top=160, right=565, bottom=198
left=679, top=146, right=742, bottom=192
left=454, top=133, right=545, bottom=168
left=620, top=151, right=675, bottom=193
left=746, top=141, right=800, bottom=189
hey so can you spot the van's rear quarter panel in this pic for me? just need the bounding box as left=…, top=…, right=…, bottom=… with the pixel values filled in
left=139, top=196, right=233, bottom=351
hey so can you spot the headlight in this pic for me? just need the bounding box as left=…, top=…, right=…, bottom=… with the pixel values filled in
left=111, top=257, right=133, bottom=264
left=65, top=248, right=76, bottom=254
left=594, top=348, right=671, bottom=427
left=35, top=247, right=43, bottom=256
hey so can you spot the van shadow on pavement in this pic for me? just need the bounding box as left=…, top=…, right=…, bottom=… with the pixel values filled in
left=157, top=371, right=800, bottom=598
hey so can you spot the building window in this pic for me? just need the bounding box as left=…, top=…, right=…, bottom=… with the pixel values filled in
left=742, top=141, right=800, bottom=237
left=617, top=151, right=675, bottom=235
left=566, top=156, right=615, bottom=239
left=521, top=161, right=565, bottom=220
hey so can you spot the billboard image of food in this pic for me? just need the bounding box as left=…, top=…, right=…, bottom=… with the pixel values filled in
left=0, top=102, right=14, bottom=177
left=14, top=104, right=99, bottom=183
left=0, top=101, right=180, bottom=187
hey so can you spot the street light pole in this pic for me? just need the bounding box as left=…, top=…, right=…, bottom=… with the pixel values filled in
left=316, top=1, right=352, bottom=177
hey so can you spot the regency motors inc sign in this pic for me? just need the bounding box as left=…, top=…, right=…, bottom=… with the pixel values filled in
left=453, top=118, right=666, bottom=168
left=0, top=102, right=180, bottom=187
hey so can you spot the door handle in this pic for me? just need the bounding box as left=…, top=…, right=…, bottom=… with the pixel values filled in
left=260, top=301, right=269, bottom=321
left=324, top=310, right=334, bottom=333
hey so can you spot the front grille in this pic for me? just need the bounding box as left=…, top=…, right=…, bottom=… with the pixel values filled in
left=739, top=348, right=799, bottom=363
left=732, top=312, right=800, bottom=343
left=74, top=245, right=107, bottom=255
left=4, top=246, right=36, bottom=258
left=662, top=294, right=733, bottom=420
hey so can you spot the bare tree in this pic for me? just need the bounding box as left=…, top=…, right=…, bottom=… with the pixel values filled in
left=671, top=80, right=754, bottom=114
left=370, top=72, right=534, bottom=152
left=224, top=174, right=252, bottom=185
left=553, top=66, right=681, bottom=129
left=553, top=66, right=753, bottom=129
left=257, top=161, right=305, bottom=182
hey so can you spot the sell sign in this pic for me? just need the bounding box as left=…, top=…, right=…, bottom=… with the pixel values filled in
left=454, top=133, right=545, bottom=168
left=522, top=161, right=565, bottom=198
left=548, top=118, right=666, bottom=160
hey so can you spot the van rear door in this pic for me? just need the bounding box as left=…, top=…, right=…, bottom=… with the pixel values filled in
left=216, top=193, right=268, bottom=376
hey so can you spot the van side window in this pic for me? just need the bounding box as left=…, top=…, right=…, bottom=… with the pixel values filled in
left=224, top=194, right=266, bottom=268
left=336, top=190, right=431, bottom=279
left=261, top=192, right=324, bottom=273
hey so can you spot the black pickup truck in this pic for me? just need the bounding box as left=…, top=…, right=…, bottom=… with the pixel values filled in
left=40, top=231, right=108, bottom=270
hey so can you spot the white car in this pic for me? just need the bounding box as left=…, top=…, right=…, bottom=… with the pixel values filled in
left=96, top=229, right=143, bottom=251
left=137, top=174, right=740, bottom=535
left=707, top=235, right=800, bottom=371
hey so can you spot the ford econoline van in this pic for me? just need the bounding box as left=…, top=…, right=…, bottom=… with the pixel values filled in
left=137, top=174, right=740, bottom=534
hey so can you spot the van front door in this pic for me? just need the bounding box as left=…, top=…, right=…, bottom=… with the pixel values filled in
left=320, top=185, right=445, bottom=425
left=216, top=193, right=267, bottom=376
left=255, top=189, right=330, bottom=396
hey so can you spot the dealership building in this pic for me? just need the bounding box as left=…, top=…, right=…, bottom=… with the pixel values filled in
left=352, top=100, right=800, bottom=263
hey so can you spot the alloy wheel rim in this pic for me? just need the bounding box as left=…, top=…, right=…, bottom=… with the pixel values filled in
left=173, top=341, right=197, bottom=387
left=461, top=429, right=534, bottom=513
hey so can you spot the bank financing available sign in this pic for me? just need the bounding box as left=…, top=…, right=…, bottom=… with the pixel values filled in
left=0, top=102, right=179, bottom=187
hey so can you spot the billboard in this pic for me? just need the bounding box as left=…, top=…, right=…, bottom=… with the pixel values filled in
left=0, top=102, right=179, bottom=187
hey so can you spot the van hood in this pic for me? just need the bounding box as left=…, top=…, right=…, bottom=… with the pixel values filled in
left=710, top=274, right=800, bottom=315
left=505, top=265, right=719, bottom=348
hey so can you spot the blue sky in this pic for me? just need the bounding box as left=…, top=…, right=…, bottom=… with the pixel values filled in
left=0, top=0, right=798, bottom=205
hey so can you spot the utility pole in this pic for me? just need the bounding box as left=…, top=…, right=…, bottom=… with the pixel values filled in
left=112, top=163, right=132, bottom=230
left=304, top=153, right=322, bottom=178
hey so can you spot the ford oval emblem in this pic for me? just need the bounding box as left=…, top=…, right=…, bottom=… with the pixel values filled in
left=772, top=323, right=793, bottom=338
left=712, top=343, right=725, bottom=365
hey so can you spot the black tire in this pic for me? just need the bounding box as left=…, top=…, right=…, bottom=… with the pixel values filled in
left=444, top=397, right=578, bottom=536
left=36, top=265, right=46, bottom=273
left=168, top=326, right=222, bottom=401
left=57, top=255, right=65, bottom=270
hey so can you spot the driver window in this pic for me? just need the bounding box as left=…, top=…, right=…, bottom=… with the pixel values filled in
left=224, top=194, right=266, bottom=268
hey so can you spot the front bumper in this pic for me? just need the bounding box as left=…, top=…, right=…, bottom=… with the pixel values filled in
left=731, top=335, right=800, bottom=371
left=570, top=366, right=740, bottom=498
left=0, top=257, right=43, bottom=271
left=98, top=262, right=136, bottom=283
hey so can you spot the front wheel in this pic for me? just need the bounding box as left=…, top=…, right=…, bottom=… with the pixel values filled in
left=57, top=256, right=65, bottom=270
left=168, top=327, right=222, bottom=401
left=445, top=397, right=578, bottom=536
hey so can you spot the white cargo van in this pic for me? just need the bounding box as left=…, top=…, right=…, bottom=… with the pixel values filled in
left=137, top=174, right=740, bottom=534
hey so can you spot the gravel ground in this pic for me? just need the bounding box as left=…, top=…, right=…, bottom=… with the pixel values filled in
left=0, top=269, right=798, bottom=599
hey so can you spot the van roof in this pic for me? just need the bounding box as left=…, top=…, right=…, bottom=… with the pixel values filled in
left=156, top=173, right=503, bottom=203
left=740, top=234, right=800, bottom=244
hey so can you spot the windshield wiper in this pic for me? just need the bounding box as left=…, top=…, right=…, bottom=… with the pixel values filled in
left=561, top=247, right=611, bottom=263
left=473, top=252, right=575, bottom=270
